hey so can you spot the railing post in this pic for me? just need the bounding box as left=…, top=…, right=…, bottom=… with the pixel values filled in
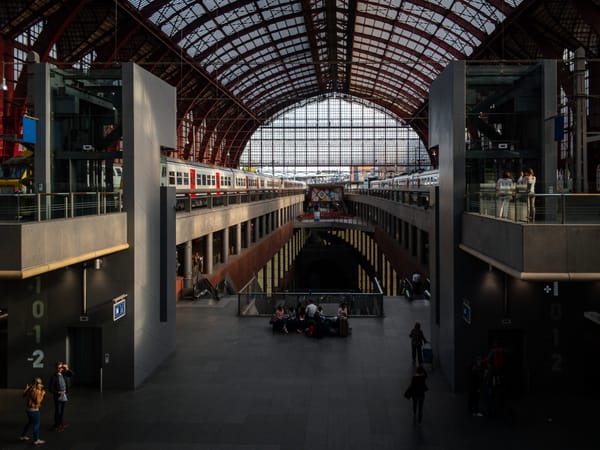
left=562, top=194, right=566, bottom=224
left=70, top=192, right=75, bottom=218
left=16, top=194, right=21, bottom=222
left=37, top=193, right=42, bottom=222
left=97, top=191, right=101, bottom=215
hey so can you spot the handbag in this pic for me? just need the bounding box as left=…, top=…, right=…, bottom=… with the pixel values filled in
left=403, top=386, right=413, bottom=399
left=58, top=392, right=68, bottom=402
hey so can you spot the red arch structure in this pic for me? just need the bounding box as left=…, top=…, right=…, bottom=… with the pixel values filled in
left=1, top=0, right=598, bottom=168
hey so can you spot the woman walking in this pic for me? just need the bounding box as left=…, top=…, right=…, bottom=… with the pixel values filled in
left=408, top=365, right=428, bottom=424
left=20, top=377, right=46, bottom=445
left=409, top=322, right=427, bottom=365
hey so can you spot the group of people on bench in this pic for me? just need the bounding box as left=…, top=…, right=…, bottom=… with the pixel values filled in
left=270, top=299, right=349, bottom=337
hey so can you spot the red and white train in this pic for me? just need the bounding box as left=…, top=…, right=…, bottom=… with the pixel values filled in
left=159, top=157, right=306, bottom=193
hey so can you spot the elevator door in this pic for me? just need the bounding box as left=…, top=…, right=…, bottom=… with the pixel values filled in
left=68, top=327, right=102, bottom=388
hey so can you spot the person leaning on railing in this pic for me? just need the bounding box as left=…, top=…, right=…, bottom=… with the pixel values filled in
left=525, top=168, right=536, bottom=222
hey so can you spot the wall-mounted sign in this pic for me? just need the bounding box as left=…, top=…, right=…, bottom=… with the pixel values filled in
left=462, top=299, right=471, bottom=324
left=113, top=294, right=127, bottom=321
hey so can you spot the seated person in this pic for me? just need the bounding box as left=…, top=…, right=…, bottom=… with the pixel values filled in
left=271, top=305, right=288, bottom=334
left=296, top=306, right=306, bottom=334
left=286, top=306, right=298, bottom=332
left=337, top=302, right=348, bottom=318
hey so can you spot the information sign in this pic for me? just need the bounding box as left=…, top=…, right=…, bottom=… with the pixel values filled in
left=462, top=300, right=471, bottom=324
left=113, top=294, right=127, bottom=321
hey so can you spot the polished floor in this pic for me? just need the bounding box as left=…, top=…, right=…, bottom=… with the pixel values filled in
left=0, top=296, right=594, bottom=450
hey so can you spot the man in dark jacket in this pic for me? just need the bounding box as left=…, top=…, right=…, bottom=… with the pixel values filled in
left=47, top=361, right=73, bottom=432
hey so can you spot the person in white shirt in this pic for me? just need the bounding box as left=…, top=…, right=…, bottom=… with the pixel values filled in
left=526, top=168, right=536, bottom=222
left=305, top=299, right=318, bottom=319
left=496, top=171, right=514, bottom=218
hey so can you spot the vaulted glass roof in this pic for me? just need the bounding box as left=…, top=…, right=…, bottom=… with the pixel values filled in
left=129, top=0, right=525, bottom=122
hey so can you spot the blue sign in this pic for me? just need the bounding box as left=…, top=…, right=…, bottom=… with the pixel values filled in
left=22, top=116, right=37, bottom=144
left=113, top=295, right=127, bottom=321
left=462, top=301, right=471, bottom=325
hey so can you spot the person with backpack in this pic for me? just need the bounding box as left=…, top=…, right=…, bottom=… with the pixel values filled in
left=409, top=322, right=428, bottom=365
left=20, top=377, right=46, bottom=445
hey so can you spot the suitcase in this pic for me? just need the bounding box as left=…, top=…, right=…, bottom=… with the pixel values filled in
left=422, top=344, right=433, bottom=370
left=338, top=317, right=349, bottom=337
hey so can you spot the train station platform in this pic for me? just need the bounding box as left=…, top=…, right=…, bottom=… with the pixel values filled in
left=0, top=297, right=593, bottom=450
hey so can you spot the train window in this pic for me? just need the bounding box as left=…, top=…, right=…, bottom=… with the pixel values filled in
left=183, top=172, right=189, bottom=186
left=202, top=174, right=206, bottom=186
left=176, top=171, right=183, bottom=185
left=196, top=174, right=201, bottom=186
left=211, top=175, right=216, bottom=186
left=168, top=171, right=175, bottom=185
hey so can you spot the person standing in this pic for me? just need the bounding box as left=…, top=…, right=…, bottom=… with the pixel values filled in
left=408, top=365, right=428, bottom=424
left=467, top=356, right=484, bottom=416
left=409, top=322, right=427, bottom=365
left=20, top=377, right=46, bottom=445
left=496, top=171, right=514, bottom=218
left=48, top=361, right=73, bottom=432
left=526, top=168, right=536, bottom=222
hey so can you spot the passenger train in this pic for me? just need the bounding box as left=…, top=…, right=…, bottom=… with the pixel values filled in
left=159, top=157, right=307, bottom=193
left=369, top=169, right=439, bottom=189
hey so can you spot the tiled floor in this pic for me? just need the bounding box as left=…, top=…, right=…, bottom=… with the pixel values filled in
left=0, top=297, right=594, bottom=449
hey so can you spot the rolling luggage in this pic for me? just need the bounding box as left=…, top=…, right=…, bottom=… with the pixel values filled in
left=422, top=343, right=433, bottom=370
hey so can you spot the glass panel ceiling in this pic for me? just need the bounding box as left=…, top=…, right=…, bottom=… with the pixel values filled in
left=131, top=0, right=526, bottom=120
left=241, top=95, right=430, bottom=179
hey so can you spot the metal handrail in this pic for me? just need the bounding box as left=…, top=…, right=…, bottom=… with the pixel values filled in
left=0, top=191, right=123, bottom=223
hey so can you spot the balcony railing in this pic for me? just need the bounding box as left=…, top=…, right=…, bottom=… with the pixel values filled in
left=0, top=192, right=123, bottom=222
left=0, top=188, right=306, bottom=222
left=175, top=188, right=305, bottom=213
left=465, top=191, right=600, bottom=224
left=238, top=277, right=384, bottom=317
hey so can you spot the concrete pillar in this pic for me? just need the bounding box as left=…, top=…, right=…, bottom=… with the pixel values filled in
left=255, top=217, right=261, bottom=242
left=416, top=229, right=424, bottom=265
left=246, top=220, right=252, bottom=247
left=206, top=232, right=213, bottom=274
left=222, top=227, right=229, bottom=264
left=183, top=240, right=193, bottom=289
left=235, top=223, right=242, bottom=254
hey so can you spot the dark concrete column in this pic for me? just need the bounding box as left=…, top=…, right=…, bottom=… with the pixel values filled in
left=183, top=240, right=193, bottom=289
left=222, top=227, right=229, bottom=264
left=206, top=232, right=213, bottom=274
left=235, top=223, right=242, bottom=255
left=246, top=220, right=252, bottom=247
